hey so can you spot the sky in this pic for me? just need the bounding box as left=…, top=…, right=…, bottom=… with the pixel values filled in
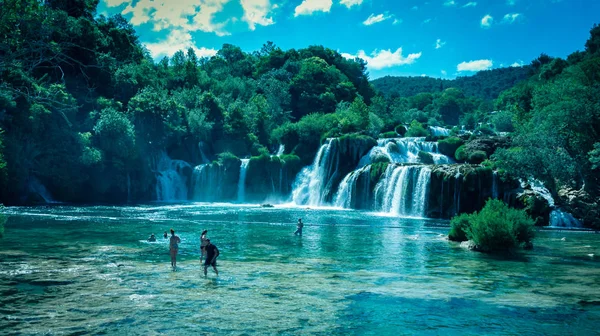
left=97, top=0, right=600, bottom=79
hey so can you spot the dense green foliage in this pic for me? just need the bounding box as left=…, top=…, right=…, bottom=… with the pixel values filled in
left=372, top=66, right=531, bottom=100
left=449, top=199, right=535, bottom=251
left=437, top=137, right=464, bottom=157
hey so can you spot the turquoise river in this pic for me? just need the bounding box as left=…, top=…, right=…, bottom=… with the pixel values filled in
left=0, top=204, right=599, bottom=335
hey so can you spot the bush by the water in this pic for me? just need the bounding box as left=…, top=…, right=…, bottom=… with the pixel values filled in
left=418, top=150, right=434, bottom=164
left=380, top=131, right=397, bottom=138
left=437, top=137, right=464, bottom=157
left=406, top=120, right=429, bottom=137
left=395, top=125, right=407, bottom=136
left=449, top=199, right=535, bottom=251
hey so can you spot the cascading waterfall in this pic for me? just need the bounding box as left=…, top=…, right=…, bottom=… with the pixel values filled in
left=155, top=151, right=190, bottom=201
left=524, top=179, right=582, bottom=228
left=192, top=164, right=217, bottom=201
left=292, top=139, right=339, bottom=206
left=373, top=165, right=432, bottom=217
left=276, top=144, right=285, bottom=157
left=334, top=165, right=372, bottom=209
left=237, top=159, right=250, bottom=203
left=492, top=171, right=499, bottom=199
left=453, top=172, right=462, bottom=215
left=359, top=137, right=452, bottom=166
left=429, top=126, right=451, bottom=137
left=198, top=141, right=210, bottom=164
left=28, top=177, right=56, bottom=203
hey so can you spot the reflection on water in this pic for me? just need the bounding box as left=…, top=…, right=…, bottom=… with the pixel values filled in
left=0, top=204, right=599, bottom=335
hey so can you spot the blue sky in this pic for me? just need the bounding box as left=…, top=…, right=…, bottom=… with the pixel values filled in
left=98, top=0, right=600, bottom=79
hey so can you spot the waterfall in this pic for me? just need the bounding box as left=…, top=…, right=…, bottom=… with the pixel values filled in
left=276, top=144, right=285, bottom=156
left=237, top=159, right=250, bottom=203
left=453, top=172, right=462, bottom=215
left=549, top=209, right=582, bottom=228
left=429, top=126, right=451, bottom=137
left=155, top=151, right=191, bottom=201
left=28, top=177, right=57, bottom=203
left=358, top=137, right=452, bottom=166
left=198, top=142, right=210, bottom=164
left=492, top=171, right=499, bottom=199
left=192, top=164, right=216, bottom=201
left=373, top=165, right=431, bottom=217
left=334, top=165, right=371, bottom=208
left=292, top=139, right=339, bottom=206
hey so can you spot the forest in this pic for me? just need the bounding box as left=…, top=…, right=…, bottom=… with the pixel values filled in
left=0, top=0, right=599, bottom=218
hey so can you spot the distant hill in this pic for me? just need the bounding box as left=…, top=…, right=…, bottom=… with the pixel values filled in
left=371, top=66, right=532, bottom=100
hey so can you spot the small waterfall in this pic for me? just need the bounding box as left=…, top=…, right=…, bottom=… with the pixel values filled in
left=429, top=126, right=451, bottom=137
left=198, top=142, right=210, bottom=164
left=453, top=172, right=462, bottom=215
left=155, top=151, right=191, bottom=201
left=292, top=139, right=339, bottom=206
left=549, top=209, right=582, bottom=228
left=374, top=165, right=431, bottom=217
left=334, top=165, right=371, bottom=208
left=28, top=177, right=56, bottom=203
left=237, top=159, right=250, bottom=203
left=492, top=171, right=498, bottom=199
left=276, top=144, right=285, bottom=156
left=358, top=137, right=452, bottom=166
left=192, top=164, right=214, bottom=201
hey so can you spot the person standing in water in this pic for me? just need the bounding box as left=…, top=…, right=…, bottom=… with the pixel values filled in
left=163, top=231, right=168, bottom=239
left=200, top=230, right=209, bottom=263
left=294, top=218, right=304, bottom=236
left=169, top=229, right=181, bottom=270
left=204, top=239, right=219, bottom=277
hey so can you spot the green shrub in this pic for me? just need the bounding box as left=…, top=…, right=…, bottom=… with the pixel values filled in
left=450, top=199, right=535, bottom=251
left=438, top=137, right=464, bottom=157
left=395, top=125, right=407, bottom=136
left=468, top=150, right=488, bottom=164
left=369, top=162, right=389, bottom=184
left=418, top=150, right=434, bottom=164
left=380, top=131, right=397, bottom=138
left=455, top=145, right=467, bottom=161
left=449, top=213, right=471, bottom=242
left=406, top=120, right=429, bottom=137
left=216, top=152, right=240, bottom=166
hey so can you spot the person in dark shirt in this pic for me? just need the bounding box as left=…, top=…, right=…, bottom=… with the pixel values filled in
left=294, top=218, right=304, bottom=236
left=203, top=239, right=219, bottom=277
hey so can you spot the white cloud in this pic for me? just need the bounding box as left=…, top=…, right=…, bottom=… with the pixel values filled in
left=457, top=59, right=493, bottom=71
left=481, top=14, right=493, bottom=28
left=462, top=2, right=477, bottom=7
left=120, top=0, right=231, bottom=36
left=510, top=60, right=524, bottom=67
left=444, top=0, right=456, bottom=6
left=341, top=48, right=422, bottom=70
left=104, top=0, right=129, bottom=7
left=144, top=30, right=218, bottom=59
left=441, top=70, right=447, bottom=76
left=435, top=39, right=446, bottom=49
left=503, top=13, right=522, bottom=24
left=363, top=13, right=393, bottom=26
left=393, top=18, right=402, bottom=25
left=294, top=0, right=333, bottom=17
left=412, top=6, right=419, bottom=10
left=340, top=0, right=363, bottom=8
left=241, top=0, right=276, bottom=30
left=423, top=18, right=432, bottom=24
left=507, top=0, right=516, bottom=5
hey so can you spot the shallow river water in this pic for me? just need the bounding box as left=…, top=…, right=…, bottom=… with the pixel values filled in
left=0, top=204, right=599, bottom=335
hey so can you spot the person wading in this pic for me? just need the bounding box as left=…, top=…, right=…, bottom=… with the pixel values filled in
left=169, top=229, right=181, bottom=271
left=204, top=239, right=219, bottom=277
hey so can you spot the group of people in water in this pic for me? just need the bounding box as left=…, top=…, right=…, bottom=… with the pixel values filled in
left=146, top=218, right=304, bottom=275
left=147, top=229, right=219, bottom=276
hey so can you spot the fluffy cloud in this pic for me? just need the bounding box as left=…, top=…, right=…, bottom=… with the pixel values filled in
left=104, top=0, right=129, bottom=7
left=340, top=0, right=363, bottom=8
left=462, top=2, right=477, bottom=7
left=341, top=48, right=422, bottom=70
left=441, top=70, right=447, bottom=76
left=481, top=14, right=493, bottom=28
left=444, top=0, right=456, bottom=6
left=503, top=13, right=522, bottom=24
left=241, top=0, right=277, bottom=30
left=120, top=0, right=231, bottom=36
left=294, top=0, right=333, bottom=17
left=144, top=30, right=218, bottom=59
left=510, top=61, right=524, bottom=67
left=457, top=59, right=493, bottom=71
left=393, top=18, right=402, bottom=25
left=507, top=0, right=516, bottom=5
left=435, top=39, right=446, bottom=49
left=363, top=13, right=393, bottom=26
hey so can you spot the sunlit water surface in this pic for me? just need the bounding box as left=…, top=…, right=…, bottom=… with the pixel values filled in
left=1, top=204, right=599, bottom=335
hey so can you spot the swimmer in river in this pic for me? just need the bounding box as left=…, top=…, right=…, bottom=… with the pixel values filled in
left=169, top=229, right=181, bottom=270
left=163, top=231, right=168, bottom=239
left=294, top=218, right=304, bottom=236
left=147, top=234, right=156, bottom=242
left=203, top=239, right=219, bottom=277
left=200, top=230, right=209, bottom=263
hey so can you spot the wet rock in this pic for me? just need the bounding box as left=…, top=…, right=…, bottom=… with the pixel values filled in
left=557, top=188, right=600, bottom=229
